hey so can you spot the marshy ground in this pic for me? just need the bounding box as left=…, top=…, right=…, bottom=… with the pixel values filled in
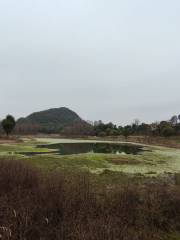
left=1, top=137, right=180, bottom=239
left=1, top=137, right=180, bottom=178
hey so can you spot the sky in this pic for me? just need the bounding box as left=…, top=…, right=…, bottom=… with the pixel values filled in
left=0, top=0, right=180, bottom=125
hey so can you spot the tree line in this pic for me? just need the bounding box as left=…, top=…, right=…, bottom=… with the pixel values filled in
left=93, top=115, right=180, bottom=138
left=1, top=114, right=180, bottom=137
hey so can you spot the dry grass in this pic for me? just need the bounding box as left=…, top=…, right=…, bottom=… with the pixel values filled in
left=0, top=159, right=180, bottom=239
left=107, top=156, right=141, bottom=165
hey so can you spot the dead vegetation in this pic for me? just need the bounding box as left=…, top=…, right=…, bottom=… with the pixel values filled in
left=0, top=159, right=180, bottom=239
left=107, top=156, right=141, bottom=165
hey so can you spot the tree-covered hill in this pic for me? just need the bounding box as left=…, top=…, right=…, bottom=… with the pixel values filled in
left=16, top=107, right=93, bottom=135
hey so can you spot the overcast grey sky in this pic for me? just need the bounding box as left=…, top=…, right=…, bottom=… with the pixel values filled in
left=0, top=0, right=180, bottom=125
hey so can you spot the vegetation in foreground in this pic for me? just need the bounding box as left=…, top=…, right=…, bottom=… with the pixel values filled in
left=0, top=159, right=180, bottom=240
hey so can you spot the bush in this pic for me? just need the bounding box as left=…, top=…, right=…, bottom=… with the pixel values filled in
left=161, top=126, right=175, bottom=137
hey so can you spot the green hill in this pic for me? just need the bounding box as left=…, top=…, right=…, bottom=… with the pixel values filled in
left=17, top=107, right=93, bottom=135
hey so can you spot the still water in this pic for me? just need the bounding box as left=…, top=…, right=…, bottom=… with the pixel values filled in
left=36, top=142, right=144, bottom=155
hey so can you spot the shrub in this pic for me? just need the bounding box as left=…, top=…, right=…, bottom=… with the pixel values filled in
left=161, top=126, right=175, bottom=137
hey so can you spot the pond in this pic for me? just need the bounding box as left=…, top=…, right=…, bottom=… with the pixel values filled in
left=33, top=142, right=144, bottom=156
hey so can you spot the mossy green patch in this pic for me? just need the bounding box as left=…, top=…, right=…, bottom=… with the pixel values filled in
left=163, top=232, right=180, bottom=240
left=0, top=141, right=55, bottom=156
left=1, top=138, right=180, bottom=178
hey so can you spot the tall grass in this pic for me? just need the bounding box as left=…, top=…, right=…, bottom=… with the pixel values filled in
left=0, top=159, right=180, bottom=239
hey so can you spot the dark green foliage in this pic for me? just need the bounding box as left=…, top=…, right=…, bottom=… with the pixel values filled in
left=122, top=126, right=131, bottom=138
left=137, top=123, right=151, bottom=135
left=4, top=109, right=180, bottom=137
left=16, top=107, right=93, bottom=135
left=94, top=122, right=119, bottom=136
left=174, top=123, right=180, bottom=135
left=161, top=126, right=175, bottom=137
left=1, top=115, right=16, bottom=136
left=18, top=107, right=81, bottom=128
left=93, top=114, right=180, bottom=137
left=158, top=121, right=174, bottom=137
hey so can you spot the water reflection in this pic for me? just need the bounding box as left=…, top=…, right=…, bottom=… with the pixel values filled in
left=38, top=142, right=144, bottom=155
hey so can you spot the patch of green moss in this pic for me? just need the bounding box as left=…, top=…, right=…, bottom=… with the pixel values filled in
left=1, top=138, right=180, bottom=178
left=163, top=232, right=180, bottom=240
